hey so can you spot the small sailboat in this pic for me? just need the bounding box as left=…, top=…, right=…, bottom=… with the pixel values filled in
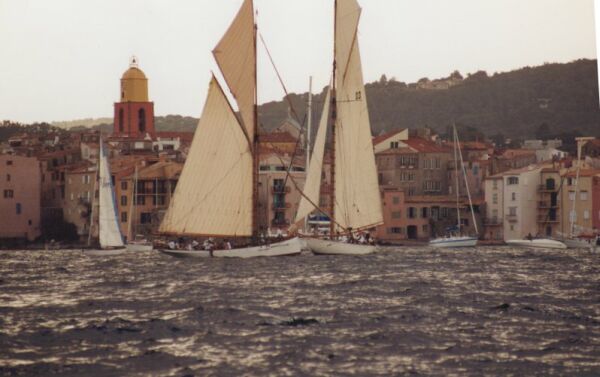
left=84, top=141, right=127, bottom=256
left=126, top=165, right=153, bottom=252
left=295, top=0, right=384, bottom=255
left=157, top=0, right=301, bottom=258
left=430, top=125, right=478, bottom=248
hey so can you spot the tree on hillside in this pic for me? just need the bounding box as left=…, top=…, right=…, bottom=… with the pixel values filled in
left=534, top=123, right=551, bottom=140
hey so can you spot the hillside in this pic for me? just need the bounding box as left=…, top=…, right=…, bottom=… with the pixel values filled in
left=259, top=59, right=600, bottom=139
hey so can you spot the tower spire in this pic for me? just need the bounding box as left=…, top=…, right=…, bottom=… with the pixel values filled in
left=129, top=55, right=139, bottom=68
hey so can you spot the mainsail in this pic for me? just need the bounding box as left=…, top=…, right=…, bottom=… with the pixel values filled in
left=213, top=0, right=256, bottom=139
left=294, top=88, right=331, bottom=225
left=159, top=77, right=253, bottom=237
left=333, top=0, right=383, bottom=231
left=98, top=143, right=124, bottom=248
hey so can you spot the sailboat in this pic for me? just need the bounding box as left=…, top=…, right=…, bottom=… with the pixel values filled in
left=126, top=165, right=153, bottom=252
left=556, top=137, right=598, bottom=250
left=157, top=0, right=302, bottom=258
left=429, top=125, right=479, bottom=248
left=294, top=0, right=384, bottom=256
left=84, top=141, right=127, bottom=256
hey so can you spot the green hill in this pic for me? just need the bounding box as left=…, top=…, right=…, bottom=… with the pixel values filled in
left=259, top=59, right=600, bottom=139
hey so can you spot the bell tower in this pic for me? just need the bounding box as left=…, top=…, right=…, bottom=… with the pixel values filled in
left=113, top=56, right=156, bottom=138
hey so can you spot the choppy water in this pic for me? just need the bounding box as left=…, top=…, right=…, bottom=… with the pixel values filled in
left=0, top=247, right=599, bottom=376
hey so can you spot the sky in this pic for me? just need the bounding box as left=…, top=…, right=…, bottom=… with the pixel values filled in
left=0, top=0, right=597, bottom=124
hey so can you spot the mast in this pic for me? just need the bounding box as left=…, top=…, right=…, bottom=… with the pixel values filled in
left=88, top=162, right=99, bottom=247
left=329, top=0, right=338, bottom=237
left=305, top=76, right=313, bottom=232
left=252, top=8, right=259, bottom=241
left=453, top=125, right=461, bottom=230
left=455, top=125, right=479, bottom=235
left=570, top=137, right=595, bottom=236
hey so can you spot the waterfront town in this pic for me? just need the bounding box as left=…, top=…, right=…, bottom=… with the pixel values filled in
left=1, top=60, right=599, bottom=248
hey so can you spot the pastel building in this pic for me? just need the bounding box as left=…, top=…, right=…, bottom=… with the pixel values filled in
left=560, top=169, right=600, bottom=236
left=485, top=165, right=544, bottom=241
left=0, top=155, right=41, bottom=242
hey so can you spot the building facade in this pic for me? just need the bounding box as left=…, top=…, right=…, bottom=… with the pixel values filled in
left=0, top=155, right=41, bottom=242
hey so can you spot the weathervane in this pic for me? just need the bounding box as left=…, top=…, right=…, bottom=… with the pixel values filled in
left=129, top=55, right=139, bottom=68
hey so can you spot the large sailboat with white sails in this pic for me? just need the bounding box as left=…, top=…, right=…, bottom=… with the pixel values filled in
left=157, top=0, right=302, bottom=258
left=294, top=0, right=384, bottom=256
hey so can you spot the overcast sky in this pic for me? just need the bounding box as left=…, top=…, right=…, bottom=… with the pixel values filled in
left=0, top=0, right=596, bottom=123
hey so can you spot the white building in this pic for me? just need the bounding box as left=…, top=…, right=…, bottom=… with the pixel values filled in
left=485, top=165, right=544, bottom=241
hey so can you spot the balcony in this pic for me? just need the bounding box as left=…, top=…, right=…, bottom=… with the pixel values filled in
left=271, top=185, right=291, bottom=194
left=505, top=214, right=518, bottom=222
left=483, top=218, right=502, bottom=226
left=272, top=202, right=291, bottom=210
left=538, top=201, right=559, bottom=209
left=537, top=215, right=559, bottom=223
left=271, top=219, right=290, bottom=227
left=538, top=184, right=557, bottom=192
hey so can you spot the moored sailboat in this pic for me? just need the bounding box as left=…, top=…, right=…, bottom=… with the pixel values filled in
left=429, top=125, right=478, bottom=248
left=84, top=141, right=127, bottom=256
left=295, top=0, right=384, bottom=255
left=157, top=0, right=301, bottom=258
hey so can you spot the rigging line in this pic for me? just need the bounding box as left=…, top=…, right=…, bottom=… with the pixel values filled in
left=257, top=32, right=314, bottom=201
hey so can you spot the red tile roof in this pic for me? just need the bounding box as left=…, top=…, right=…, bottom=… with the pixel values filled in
left=563, top=169, right=600, bottom=178
left=372, top=128, right=406, bottom=146
left=403, top=137, right=451, bottom=153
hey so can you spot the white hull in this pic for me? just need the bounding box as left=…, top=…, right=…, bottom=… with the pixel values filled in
left=506, top=239, right=567, bottom=249
left=159, top=237, right=303, bottom=259
left=159, top=249, right=211, bottom=258
left=305, top=238, right=377, bottom=255
left=126, top=243, right=153, bottom=252
left=430, top=236, right=478, bottom=248
left=561, top=237, right=598, bottom=250
left=84, top=248, right=127, bottom=256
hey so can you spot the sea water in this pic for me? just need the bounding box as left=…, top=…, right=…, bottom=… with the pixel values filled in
left=0, top=247, right=599, bottom=376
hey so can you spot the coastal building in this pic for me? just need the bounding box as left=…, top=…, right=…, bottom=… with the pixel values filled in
left=537, top=167, right=563, bottom=237
left=376, top=137, right=452, bottom=197
left=257, top=152, right=306, bottom=235
left=116, top=160, right=183, bottom=240
left=376, top=187, right=478, bottom=243
left=560, top=169, right=600, bottom=236
left=582, top=139, right=600, bottom=158
left=63, top=164, right=97, bottom=240
left=485, top=165, right=544, bottom=241
left=0, top=154, right=41, bottom=242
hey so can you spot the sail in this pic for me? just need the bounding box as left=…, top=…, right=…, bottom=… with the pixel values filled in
left=213, top=0, right=256, bottom=140
left=98, top=143, right=124, bottom=248
left=334, top=0, right=383, bottom=231
left=294, top=88, right=331, bottom=225
left=159, top=76, right=253, bottom=237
